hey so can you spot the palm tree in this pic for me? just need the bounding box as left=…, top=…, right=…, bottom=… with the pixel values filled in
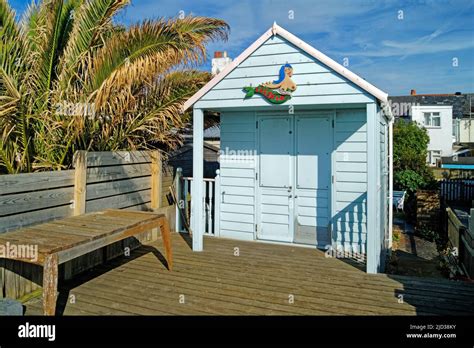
left=0, top=0, right=228, bottom=173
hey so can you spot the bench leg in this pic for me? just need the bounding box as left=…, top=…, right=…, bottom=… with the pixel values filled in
left=43, top=254, right=58, bottom=316
left=160, top=218, right=173, bottom=271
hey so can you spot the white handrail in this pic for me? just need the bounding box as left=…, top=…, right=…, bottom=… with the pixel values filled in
left=177, top=171, right=218, bottom=236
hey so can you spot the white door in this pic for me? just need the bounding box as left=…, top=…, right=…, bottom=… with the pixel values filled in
left=294, top=116, right=332, bottom=246
left=257, top=116, right=294, bottom=242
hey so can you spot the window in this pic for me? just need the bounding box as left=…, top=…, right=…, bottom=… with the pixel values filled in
left=423, top=112, right=441, bottom=127
left=429, top=150, right=441, bottom=166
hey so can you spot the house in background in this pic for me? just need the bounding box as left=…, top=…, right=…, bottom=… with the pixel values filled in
left=183, top=23, right=394, bottom=274
left=211, top=51, right=232, bottom=76
left=202, top=125, right=220, bottom=148
left=167, top=126, right=220, bottom=178
left=167, top=142, right=219, bottom=178
left=412, top=105, right=453, bottom=166
left=389, top=91, right=474, bottom=166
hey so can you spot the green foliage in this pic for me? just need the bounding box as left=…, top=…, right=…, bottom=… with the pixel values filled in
left=394, top=169, right=426, bottom=193
left=393, top=120, right=434, bottom=193
left=416, top=225, right=448, bottom=252
left=392, top=230, right=400, bottom=242
left=0, top=0, right=229, bottom=174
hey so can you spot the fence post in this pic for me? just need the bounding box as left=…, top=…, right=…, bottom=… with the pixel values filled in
left=174, top=168, right=183, bottom=232
left=73, top=151, right=87, bottom=216
left=69, top=150, right=87, bottom=280
left=151, top=150, right=162, bottom=211
left=150, top=150, right=162, bottom=240
left=214, top=169, right=220, bottom=237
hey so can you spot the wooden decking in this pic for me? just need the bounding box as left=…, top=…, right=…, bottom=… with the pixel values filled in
left=25, top=233, right=474, bottom=315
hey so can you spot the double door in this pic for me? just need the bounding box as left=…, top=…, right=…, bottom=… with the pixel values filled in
left=257, top=114, right=332, bottom=247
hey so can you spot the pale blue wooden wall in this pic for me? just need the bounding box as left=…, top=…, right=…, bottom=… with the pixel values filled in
left=377, top=108, right=389, bottom=271
left=333, top=109, right=368, bottom=254
left=195, top=35, right=372, bottom=109
left=219, top=111, right=256, bottom=240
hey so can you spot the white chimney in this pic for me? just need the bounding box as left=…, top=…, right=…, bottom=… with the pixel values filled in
left=211, top=51, right=232, bottom=76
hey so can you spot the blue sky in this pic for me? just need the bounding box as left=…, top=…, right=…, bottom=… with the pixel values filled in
left=9, top=0, right=474, bottom=95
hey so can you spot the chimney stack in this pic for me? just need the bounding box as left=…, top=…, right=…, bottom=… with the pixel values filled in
left=410, top=89, right=416, bottom=96
left=212, top=51, right=232, bottom=76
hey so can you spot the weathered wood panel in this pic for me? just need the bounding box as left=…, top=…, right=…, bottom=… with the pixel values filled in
left=86, top=177, right=151, bottom=200
left=84, top=151, right=151, bottom=167
left=0, top=170, right=75, bottom=195
left=0, top=186, right=74, bottom=217
left=87, top=163, right=152, bottom=183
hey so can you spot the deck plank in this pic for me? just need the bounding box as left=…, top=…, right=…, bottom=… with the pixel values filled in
left=23, top=233, right=474, bottom=316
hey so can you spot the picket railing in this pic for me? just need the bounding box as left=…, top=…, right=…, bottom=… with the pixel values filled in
left=440, top=179, right=474, bottom=205
left=174, top=168, right=220, bottom=236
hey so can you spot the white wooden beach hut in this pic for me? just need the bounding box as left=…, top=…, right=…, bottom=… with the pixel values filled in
left=182, top=23, right=394, bottom=273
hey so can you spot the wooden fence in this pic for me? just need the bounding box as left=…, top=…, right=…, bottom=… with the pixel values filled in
left=0, top=151, right=175, bottom=300
left=445, top=206, right=474, bottom=278
left=440, top=179, right=474, bottom=205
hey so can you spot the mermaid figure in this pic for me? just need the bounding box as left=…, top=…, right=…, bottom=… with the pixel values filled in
left=262, top=63, right=297, bottom=94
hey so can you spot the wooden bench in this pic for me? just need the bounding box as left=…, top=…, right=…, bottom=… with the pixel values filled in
left=0, top=209, right=172, bottom=315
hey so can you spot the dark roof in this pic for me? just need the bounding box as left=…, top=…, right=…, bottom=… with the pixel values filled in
left=388, top=93, right=474, bottom=118
left=167, top=141, right=219, bottom=158
left=181, top=125, right=221, bottom=140
left=203, top=125, right=220, bottom=139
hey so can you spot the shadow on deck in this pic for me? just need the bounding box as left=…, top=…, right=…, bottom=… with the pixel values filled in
left=24, top=233, right=474, bottom=316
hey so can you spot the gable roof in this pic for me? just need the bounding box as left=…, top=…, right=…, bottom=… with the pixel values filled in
left=183, top=23, right=388, bottom=112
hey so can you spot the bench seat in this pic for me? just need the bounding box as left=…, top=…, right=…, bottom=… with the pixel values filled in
left=0, top=209, right=172, bottom=315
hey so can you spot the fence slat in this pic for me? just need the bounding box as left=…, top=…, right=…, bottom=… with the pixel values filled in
left=209, top=181, right=214, bottom=235
left=174, top=168, right=183, bottom=232
left=0, top=170, right=75, bottom=195
left=440, top=179, right=474, bottom=205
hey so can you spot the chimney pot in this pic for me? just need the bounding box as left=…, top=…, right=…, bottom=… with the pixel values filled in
left=410, top=89, right=416, bottom=96
left=214, top=51, right=223, bottom=58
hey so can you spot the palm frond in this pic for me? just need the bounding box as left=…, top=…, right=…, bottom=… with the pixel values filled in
left=57, top=0, right=129, bottom=93
left=87, top=16, right=228, bottom=117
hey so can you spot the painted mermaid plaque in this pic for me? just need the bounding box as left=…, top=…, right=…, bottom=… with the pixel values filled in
left=243, top=64, right=297, bottom=104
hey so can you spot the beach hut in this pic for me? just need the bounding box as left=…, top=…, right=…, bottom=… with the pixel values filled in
left=183, top=23, right=393, bottom=273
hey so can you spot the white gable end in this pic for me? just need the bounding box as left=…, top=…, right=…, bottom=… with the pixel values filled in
left=196, top=35, right=372, bottom=108
left=184, top=23, right=388, bottom=111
